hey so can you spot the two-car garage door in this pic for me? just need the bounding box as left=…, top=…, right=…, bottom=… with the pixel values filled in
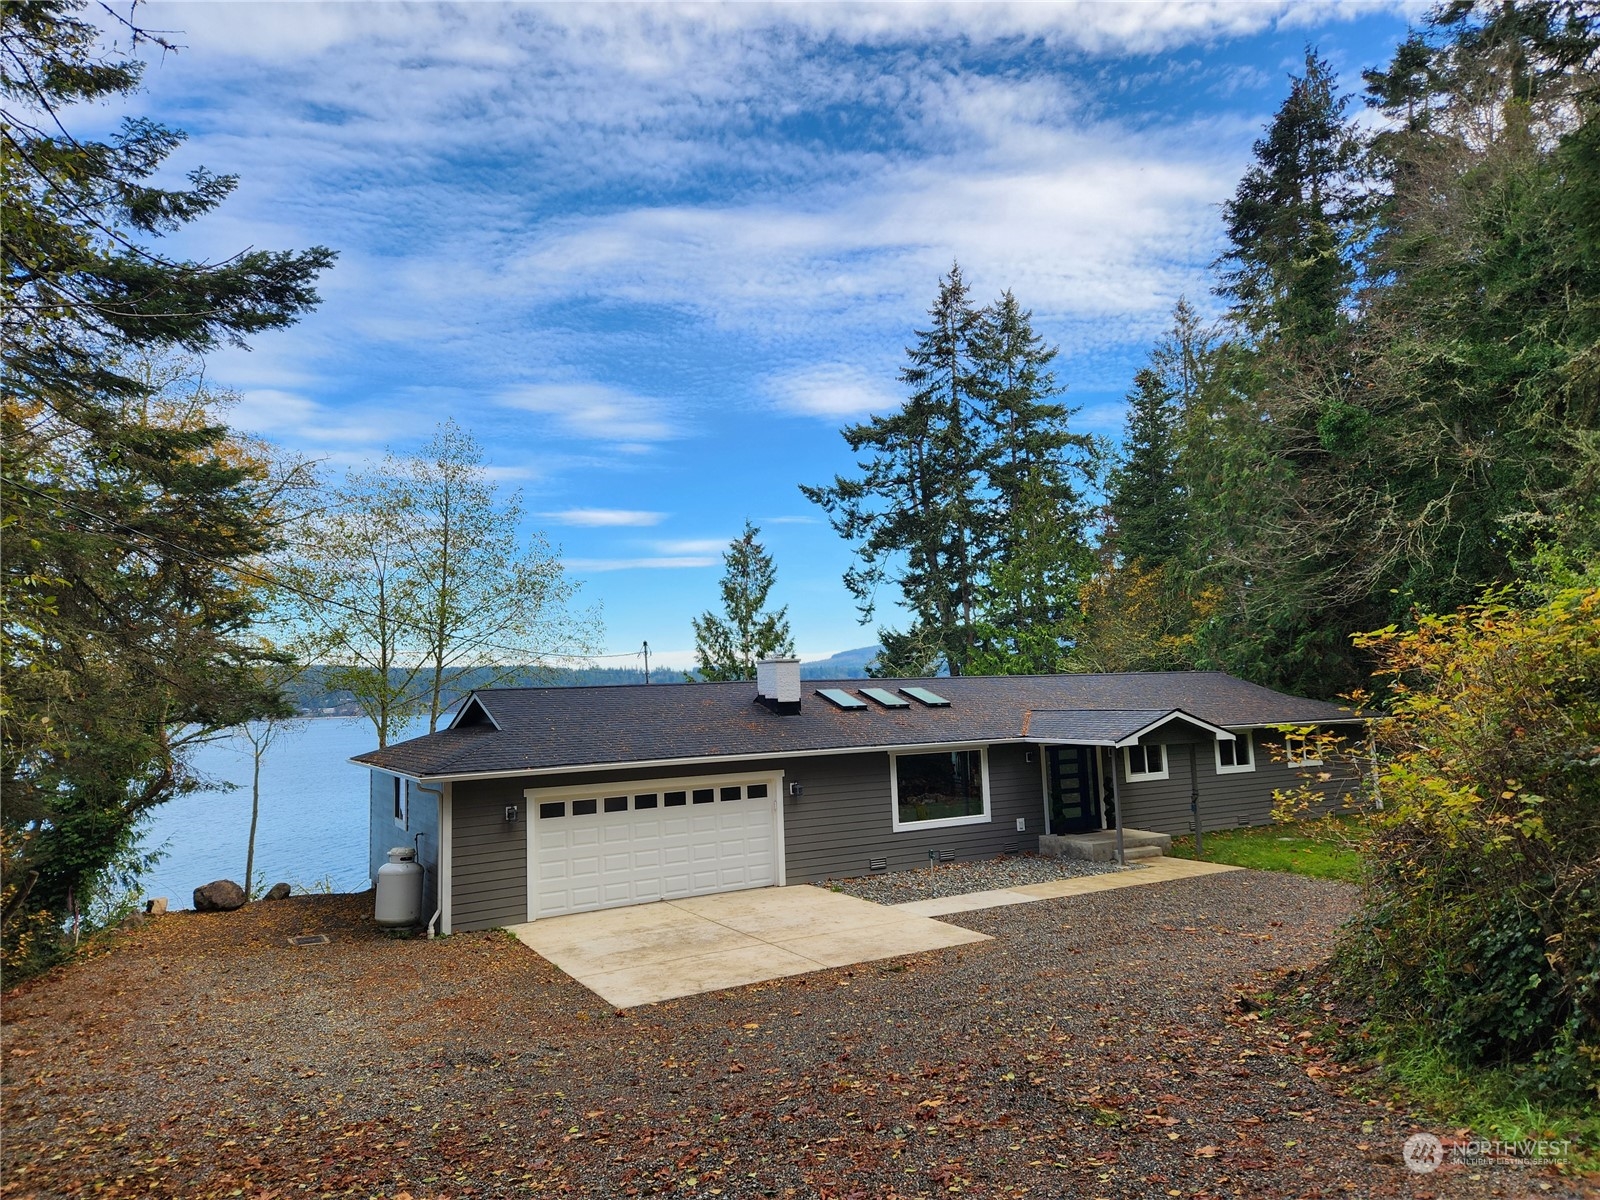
left=526, top=773, right=783, bottom=919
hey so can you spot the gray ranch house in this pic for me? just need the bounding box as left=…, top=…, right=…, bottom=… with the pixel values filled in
left=352, top=657, right=1364, bottom=934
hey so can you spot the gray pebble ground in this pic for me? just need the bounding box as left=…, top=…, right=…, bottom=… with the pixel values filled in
left=6, top=877, right=1590, bottom=1197
left=818, top=851, right=1133, bottom=904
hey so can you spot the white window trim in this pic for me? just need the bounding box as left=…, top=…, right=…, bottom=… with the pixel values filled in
left=392, top=775, right=408, bottom=830
left=1284, top=734, right=1324, bottom=769
left=1122, top=743, right=1170, bottom=782
left=889, top=744, right=991, bottom=833
left=1214, top=730, right=1257, bottom=774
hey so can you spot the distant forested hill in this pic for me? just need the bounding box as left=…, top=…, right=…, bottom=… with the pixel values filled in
left=287, top=647, right=880, bottom=715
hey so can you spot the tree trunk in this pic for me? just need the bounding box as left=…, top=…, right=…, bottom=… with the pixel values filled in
left=245, top=740, right=262, bottom=899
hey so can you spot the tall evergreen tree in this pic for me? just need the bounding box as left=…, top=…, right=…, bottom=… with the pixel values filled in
left=802, top=264, right=986, bottom=675
left=1219, top=48, right=1367, bottom=343
left=1, top=2, right=334, bottom=940
left=967, top=292, right=1100, bottom=673
left=1106, top=368, right=1184, bottom=567
left=691, top=522, right=794, bottom=682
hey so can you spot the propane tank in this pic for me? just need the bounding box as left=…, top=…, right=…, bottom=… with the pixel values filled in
left=375, top=846, right=424, bottom=927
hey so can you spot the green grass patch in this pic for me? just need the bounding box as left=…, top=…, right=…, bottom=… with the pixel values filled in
left=1374, top=1027, right=1600, bottom=1162
left=1167, top=818, right=1364, bottom=882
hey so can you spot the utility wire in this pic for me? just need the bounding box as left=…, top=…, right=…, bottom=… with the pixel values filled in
left=4, top=475, right=651, bottom=666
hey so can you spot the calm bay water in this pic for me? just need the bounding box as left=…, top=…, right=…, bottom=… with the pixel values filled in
left=138, top=718, right=419, bottom=907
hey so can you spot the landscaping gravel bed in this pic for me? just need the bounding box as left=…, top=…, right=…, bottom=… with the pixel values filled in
left=4, top=876, right=1592, bottom=1199
left=818, top=851, right=1132, bottom=904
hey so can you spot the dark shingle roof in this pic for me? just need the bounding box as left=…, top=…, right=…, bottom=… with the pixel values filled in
left=1026, top=708, right=1201, bottom=745
left=352, top=671, right=1360, bottom=780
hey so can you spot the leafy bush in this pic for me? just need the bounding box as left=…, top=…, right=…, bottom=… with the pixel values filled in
left=1338, top=578, right=1600, bottom=1099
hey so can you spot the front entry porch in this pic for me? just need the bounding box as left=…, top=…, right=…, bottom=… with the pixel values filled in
left=1038, top=827, right=1173, bottom=863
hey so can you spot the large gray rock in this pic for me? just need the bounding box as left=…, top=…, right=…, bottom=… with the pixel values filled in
left=263, top=882, right=292, bottom=902
left=193, top=879, right=246, bottom=912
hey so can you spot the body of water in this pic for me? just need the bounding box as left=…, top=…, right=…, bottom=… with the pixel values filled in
left=138, top=718, right=419, bottom=907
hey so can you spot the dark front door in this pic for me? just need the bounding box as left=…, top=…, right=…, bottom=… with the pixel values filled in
left=1047, top=746, right=1100, bottom=834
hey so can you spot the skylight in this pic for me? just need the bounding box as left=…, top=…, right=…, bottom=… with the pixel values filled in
left=900, top=686, right=950, bottom=708
left=859, top=687, right=910, bottom=709
left=816, top=688, right=868, bottom=710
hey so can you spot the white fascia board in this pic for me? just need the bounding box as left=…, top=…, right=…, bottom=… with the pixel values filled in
left=1022, top=737, right=1120, bottom=748
left=379, top=738, right=1027, bottom=783
left=1221, top=717, right=1369, bottom=730
left=347, top=761, right=434, bottom=784
left=448, top=693, right=501, bottom=730
left=1111, top=709, right=1236, bottom=748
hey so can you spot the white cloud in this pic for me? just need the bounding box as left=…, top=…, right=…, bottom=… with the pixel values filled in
left=567, top=556, right=719, bottom=572
left=541, top=508, right=669, bottom=527
left=142, top=2, right=1405, bottom=65
left=769, top=363, right=901, bottom=419
left=498, top=383, right=676, bottom=445
left=650, top=538, right=730, bottom=556
left=231, top=389, right=400, bottom=446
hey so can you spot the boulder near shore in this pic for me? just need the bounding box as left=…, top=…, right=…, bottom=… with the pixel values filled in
left=192, top=880, right=246, bottom=912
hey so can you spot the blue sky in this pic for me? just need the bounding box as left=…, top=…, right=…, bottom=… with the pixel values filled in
left=115, top=1, right=1418, bottom=669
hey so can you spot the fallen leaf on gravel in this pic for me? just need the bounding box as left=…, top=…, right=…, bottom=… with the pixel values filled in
left=1195, top=1146, right=1221, bottom=1158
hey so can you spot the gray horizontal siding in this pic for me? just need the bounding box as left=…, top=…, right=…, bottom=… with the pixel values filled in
left=438, top=729, right=1365, bottom=923
left=451, top=777, right=529, bottom=931
left=368, top=770, right=439, bottom=918
left=1115, top=728, right=1365, bottom=837
left=780, top=744, right=1045, bottom=883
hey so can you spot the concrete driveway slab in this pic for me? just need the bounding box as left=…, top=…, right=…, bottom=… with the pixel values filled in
left=671, top=886, right=908, bottom=939
left=507, top=886, right=990, bottom=1008
left=580, top=943, right=824, bottom=1009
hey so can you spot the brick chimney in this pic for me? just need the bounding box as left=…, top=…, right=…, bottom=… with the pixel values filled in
left=755, top=656, right=802, bottom=715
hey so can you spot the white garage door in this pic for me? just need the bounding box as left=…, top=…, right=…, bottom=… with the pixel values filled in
left=525, top=773, right=783, bottom=919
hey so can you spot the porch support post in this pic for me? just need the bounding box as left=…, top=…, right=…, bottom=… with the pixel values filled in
left=1110, top=748, right=1125, bottom=866
left=1189, top=743, right=1203, bottom=857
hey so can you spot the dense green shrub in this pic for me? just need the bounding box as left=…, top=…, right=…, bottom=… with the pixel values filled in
left=1339, top=576, right=1600, bottom=1098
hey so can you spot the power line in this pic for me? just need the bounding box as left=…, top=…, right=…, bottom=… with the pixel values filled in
left=4, top=475, right=651, bottom=667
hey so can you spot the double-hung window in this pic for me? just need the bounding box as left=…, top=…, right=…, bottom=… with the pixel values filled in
left=1215, top=732, right=1255, bottom=774
left=1284, top=733, right=1323, bottom=768
left=1123, top=743, right=1168, bottom=781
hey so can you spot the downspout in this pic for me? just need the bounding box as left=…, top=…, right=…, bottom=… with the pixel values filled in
left=414, top=781, right=445, bottom=938
left=1110, top=749, right=1125, bottom=866
left=1367, top=728, right=1383, bottom=812
left=1189, top=743, right=1203, bottom=858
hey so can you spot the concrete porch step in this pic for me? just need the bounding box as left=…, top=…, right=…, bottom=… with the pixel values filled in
left=1039, top=828, right=1172, bottom=864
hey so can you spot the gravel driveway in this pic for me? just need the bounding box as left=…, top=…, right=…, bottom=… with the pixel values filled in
left=3, top=873, right=1591, bottom=1199
left=820, top=852, right=1128, bottom=904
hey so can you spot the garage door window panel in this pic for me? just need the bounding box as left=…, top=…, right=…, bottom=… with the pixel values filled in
left=527, top=773, right=783, bottom=920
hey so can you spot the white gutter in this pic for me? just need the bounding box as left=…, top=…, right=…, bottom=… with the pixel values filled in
left=348, top=718, right=1371, bottom=783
